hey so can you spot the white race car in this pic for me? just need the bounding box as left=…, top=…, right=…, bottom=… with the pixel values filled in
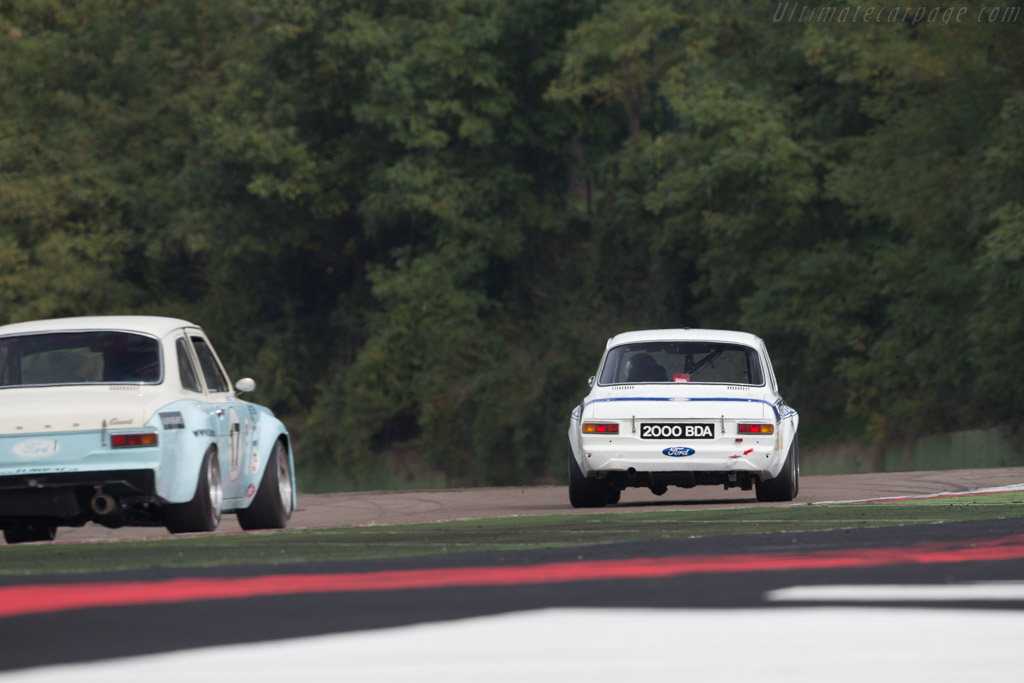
left=568, top=329, right=798, bottom=507
left=0, top=316, right=296, bottom=543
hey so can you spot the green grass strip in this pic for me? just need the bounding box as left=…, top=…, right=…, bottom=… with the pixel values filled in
left=1, top=493, right=1022, bottom=576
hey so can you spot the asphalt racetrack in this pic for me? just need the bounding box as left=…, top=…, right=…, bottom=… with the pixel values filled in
left=54, top=466, right=1024, bottom=540
left=1, top=468, right=1023, bottom=681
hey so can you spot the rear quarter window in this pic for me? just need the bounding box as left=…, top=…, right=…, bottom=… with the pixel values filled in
left=191, top=337, right=229, bottom=393
left=176, top=338, right=203, bottom=393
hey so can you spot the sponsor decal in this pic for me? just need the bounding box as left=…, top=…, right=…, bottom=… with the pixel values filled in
left=228, top=408, right=242, bottom=482
left=251, top=447, right=259, bottom=474
left=12, top=466, right=79, bottom=474
left=159, top=412, right=185, bottom=430
left=245, top=484, right=256, bottom=499
left=662, top=446, right=695, bottom=457
left=12, top=439, right=60, bottom=459
left=192, top=429, right=215, bottom=437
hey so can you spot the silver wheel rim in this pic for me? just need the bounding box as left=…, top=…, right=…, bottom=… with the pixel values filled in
left=208, top=456, right=223, bottom=524
left=276, top=444, right=293, bottom=513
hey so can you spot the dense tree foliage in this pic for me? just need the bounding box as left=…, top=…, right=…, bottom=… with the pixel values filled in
left=1, top=1, right=1021, bottom=489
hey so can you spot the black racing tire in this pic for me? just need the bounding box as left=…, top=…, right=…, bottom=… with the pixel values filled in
left=164, top=447, right=223, bottom=533
left=568, top=443, right=609, bottom=508
left=756, top=434, right=799, bottom=502
left=3, top=522, right=56, bottom=544
left=237, top=439, right=293, bottom=530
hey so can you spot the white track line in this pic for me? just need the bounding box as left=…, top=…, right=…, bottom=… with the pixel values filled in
left=768, top=582, right=1024, bottom=603
left=5, top=607, right=1024, bottom=682
left=809, top=482, right=1024, bottom=505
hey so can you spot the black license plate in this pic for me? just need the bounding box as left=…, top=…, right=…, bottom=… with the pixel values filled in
left=640, top=423, right=715, bottom=439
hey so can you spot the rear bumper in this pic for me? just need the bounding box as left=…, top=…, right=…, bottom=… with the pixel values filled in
left=577, top=433, right=777, bottom=478
left=0, top=469, right=157, bottom=494
left=0, top=469, right=157, bottom=523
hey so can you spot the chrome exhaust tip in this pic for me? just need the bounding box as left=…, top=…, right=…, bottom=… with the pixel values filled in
left=90, top=489, right=118, bottom=517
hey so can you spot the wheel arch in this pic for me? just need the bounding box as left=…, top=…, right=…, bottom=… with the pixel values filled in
left=236, top=412, right=295, bottom=511
left=766, top=410, right=799, bottom=479
left=152, top=400, right=220, bottom=504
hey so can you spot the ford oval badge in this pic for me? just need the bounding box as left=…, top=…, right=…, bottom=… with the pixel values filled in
left=662, top=446, right=695, bottom=457
left=12, top=439, right=60, bottom=459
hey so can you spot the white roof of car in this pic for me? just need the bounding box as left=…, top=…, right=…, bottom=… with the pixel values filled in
left=0, top=316, right=200, bottom=338
left=606, top=328, right=763, bottom=348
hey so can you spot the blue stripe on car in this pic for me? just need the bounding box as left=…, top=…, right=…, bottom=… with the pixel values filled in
left=582, top=396, right=792, bottom=422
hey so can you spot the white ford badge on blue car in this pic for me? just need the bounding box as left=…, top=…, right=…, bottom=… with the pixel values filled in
left=568, top=329, right=799, bottom=507
left=0, top=316, right=296, bottom=543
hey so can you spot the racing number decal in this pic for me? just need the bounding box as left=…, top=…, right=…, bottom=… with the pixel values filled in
left=228, top=408, right=242, bottom=482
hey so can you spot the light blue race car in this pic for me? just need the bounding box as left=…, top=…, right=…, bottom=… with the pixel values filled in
left=0, top=316, right=296, bottom=543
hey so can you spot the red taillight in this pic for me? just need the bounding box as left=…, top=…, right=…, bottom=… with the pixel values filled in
left=583, top=422, right=619, bottom=434
left=111, top=433, right=158, bottom=448
left=737, top=424, right=774, bottom=434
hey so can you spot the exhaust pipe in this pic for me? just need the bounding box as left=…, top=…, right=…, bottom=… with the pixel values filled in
left=90, top=489, right=117, bottom=517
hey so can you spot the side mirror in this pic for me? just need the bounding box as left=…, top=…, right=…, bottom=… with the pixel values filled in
left=587, top=376, right=595, bottom=388
left=234, top=377, right=257, bottom=394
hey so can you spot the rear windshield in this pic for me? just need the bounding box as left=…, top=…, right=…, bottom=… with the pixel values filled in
left=0, top=331, right=162, bottom=387
left=598, top=341, right=763, bottom=386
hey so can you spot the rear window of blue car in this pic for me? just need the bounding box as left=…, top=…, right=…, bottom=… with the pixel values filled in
left=0, top=331, right=162, bottom=387
left=599, top=341, right=764, bottom=386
